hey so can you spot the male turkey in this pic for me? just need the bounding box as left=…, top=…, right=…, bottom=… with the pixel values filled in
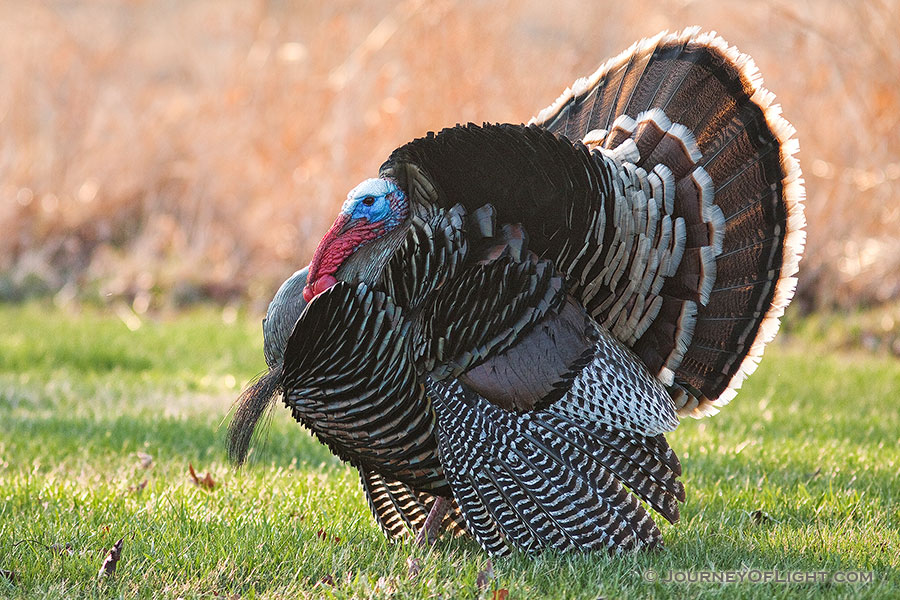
left=230, top=28, right=805, bottom=556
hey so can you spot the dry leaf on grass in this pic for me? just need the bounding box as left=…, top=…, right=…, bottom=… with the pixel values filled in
left=315, top=528, right=340, bottom=543
left=806, top=467, right=822, bottom=482
left=128, top=480, right=148, bottom=495
left=493, top=589, right=509, bottom=600
left=476, top=559, right=494, bottom=590
left=188, top=464, right=217, bottom=490
left=12, top=539, right=73, bottom=557
left=317, top=574, right=336, bottom=587
left=98, top=537, right=124, bottom=578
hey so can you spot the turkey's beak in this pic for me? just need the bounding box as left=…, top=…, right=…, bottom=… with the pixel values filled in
left=303, top=213, right=356, bottom=302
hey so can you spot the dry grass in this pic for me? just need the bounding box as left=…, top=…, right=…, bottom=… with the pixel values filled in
left=2, top=0, right=898, bottom=311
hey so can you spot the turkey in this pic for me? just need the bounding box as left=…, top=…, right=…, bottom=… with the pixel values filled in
left=229, top=28, right=805, bottom=556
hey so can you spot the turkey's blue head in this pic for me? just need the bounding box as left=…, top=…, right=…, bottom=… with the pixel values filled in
left=303, top=178, right=408, bottom=302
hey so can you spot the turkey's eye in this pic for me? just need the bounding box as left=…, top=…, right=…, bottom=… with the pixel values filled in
left=362, top=196, right=375, bottom=207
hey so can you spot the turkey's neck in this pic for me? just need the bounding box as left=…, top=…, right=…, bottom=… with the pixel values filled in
left=334, top=223, right=409, bottom=288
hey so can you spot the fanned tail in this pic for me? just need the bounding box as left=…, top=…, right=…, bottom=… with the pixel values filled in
left=532, top=28, right=805, bottom=415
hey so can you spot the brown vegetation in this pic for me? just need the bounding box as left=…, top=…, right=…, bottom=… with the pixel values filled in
left=2, top=0, right=898, bottom=312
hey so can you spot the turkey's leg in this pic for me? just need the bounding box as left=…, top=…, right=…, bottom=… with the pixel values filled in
left=415, top=496, right=451, bottom=546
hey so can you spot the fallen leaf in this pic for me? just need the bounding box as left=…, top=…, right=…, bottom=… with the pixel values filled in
left=315, top=528, right=339, bottom=543
left=0, top=569, right=16, bottom=584
left=137, top=452, right=153, bottom=469
left=493, top=589, right=509, bottom=600
left=98, top=537, right=124, bottom=578
left=128, top=480, right=148, bottom=495
left=188, top=464, right=217, bottom=490
left=750, top=509, right=770, bottom=525
left=318, top=574, right=335, bottom=587
left=406, top=556, right=422, bottom=579
left=476, top=559, right=494, bottom=590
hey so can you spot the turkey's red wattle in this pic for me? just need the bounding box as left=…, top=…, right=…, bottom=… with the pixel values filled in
left=304, top=214, right=382, bottom=301
left=302, top=274, right=337, bottom=302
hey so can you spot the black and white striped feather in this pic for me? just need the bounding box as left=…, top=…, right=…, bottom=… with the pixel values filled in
left=359, top=468, right=466, bottom=540
left=429, top=378, right=664, bottom=555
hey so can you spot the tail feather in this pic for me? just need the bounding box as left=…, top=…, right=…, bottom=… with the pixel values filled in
left=628, top=37, right=697, bottom=116
left=532, top=28, right=805, bottom=414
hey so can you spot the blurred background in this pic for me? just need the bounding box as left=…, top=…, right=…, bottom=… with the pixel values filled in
left=2, top=0, right=898, bottom=318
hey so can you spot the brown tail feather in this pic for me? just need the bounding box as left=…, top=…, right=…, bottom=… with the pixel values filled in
left=532, top=28, right=805, bottom=415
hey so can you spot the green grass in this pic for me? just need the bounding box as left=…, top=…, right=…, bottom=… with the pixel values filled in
left=0, top=302, right=898, bottom=599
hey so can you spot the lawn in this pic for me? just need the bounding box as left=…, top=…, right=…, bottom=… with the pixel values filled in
left=0, top=303, right=898, bottom=599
